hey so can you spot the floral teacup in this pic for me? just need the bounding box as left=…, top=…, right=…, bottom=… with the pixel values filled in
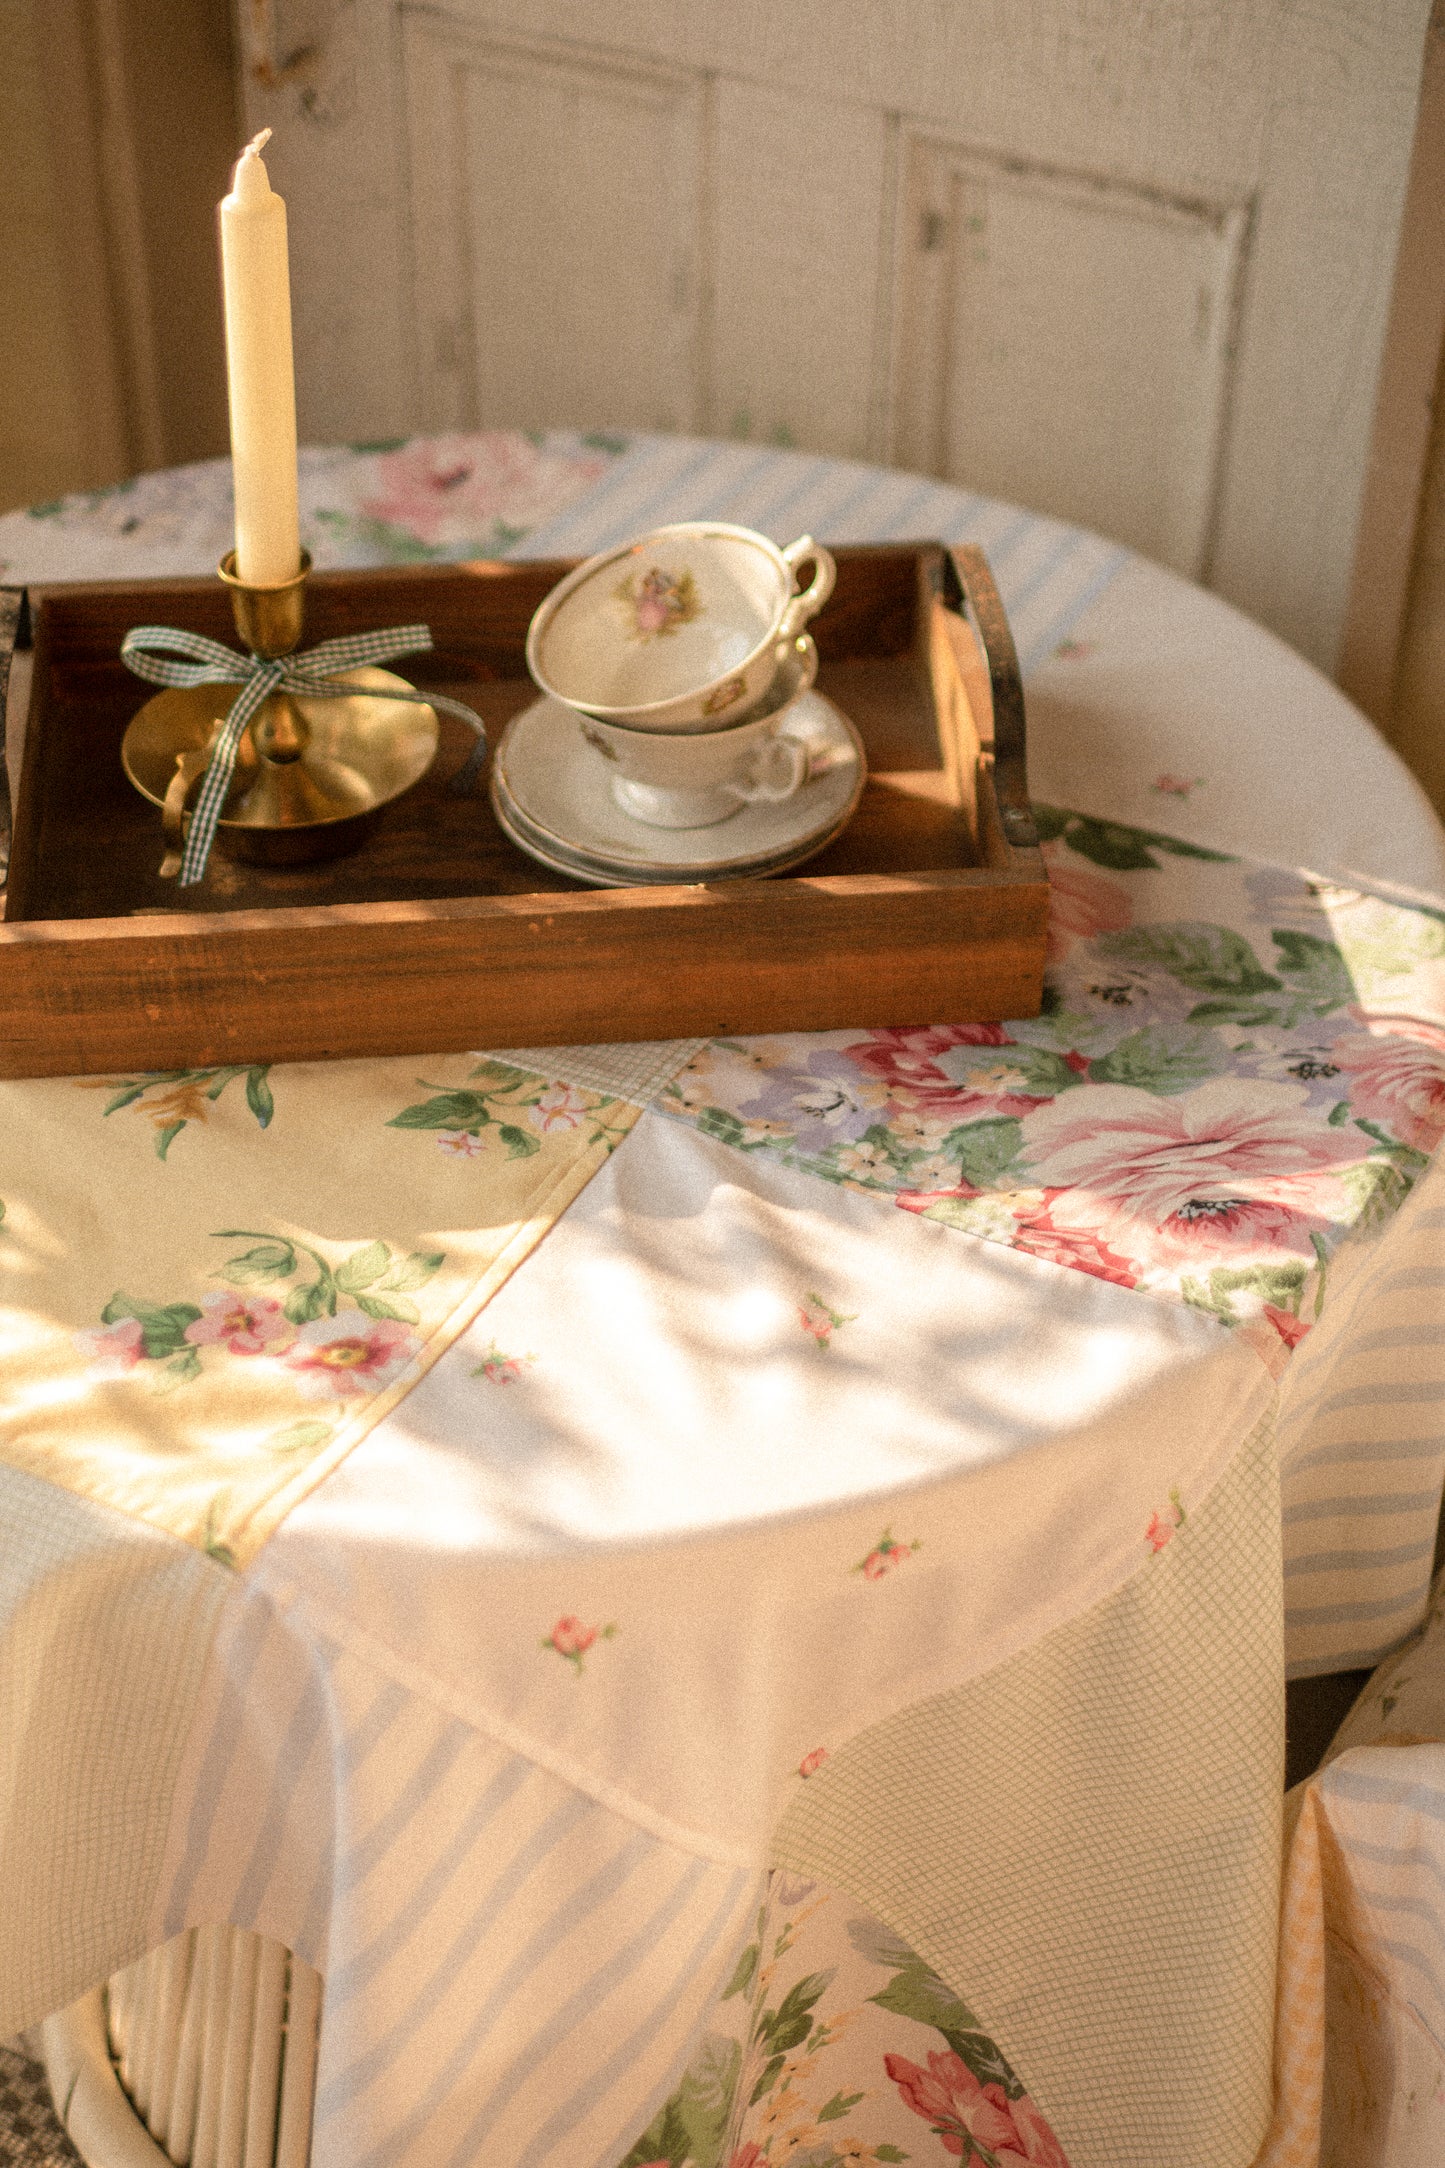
left=526, top=520, right=835, bottom=733
left=574, top=636, right=820, bottom=828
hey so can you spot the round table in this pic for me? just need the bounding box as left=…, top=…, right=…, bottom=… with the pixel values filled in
left=4, top=433, right=1445, bottom=2168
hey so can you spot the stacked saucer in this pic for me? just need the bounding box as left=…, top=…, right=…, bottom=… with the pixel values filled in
left=493, top=522, right=865, bottom=885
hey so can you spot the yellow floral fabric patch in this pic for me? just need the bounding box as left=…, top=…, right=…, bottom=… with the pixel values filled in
left=0, top=1053, right=640, bottom=1567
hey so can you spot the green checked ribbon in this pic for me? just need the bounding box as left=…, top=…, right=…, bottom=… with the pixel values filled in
left=120, top=622, right=488, bottom=885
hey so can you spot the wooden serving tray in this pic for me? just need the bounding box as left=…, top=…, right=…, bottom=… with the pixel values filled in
left=0, top=544, right=1047, bottom=1078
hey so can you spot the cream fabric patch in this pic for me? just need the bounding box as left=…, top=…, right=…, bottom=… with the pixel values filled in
left=0, top=1050, right=649, bottom=1567
left=772, top=1412, right=1284, bottom=2168
left=484, top=1037, right=709, bottom=1103
left=0, top=1465, right=229, bottom=2034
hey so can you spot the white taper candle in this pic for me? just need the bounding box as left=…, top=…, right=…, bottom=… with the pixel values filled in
left=219, top=130, right=301, bottom=587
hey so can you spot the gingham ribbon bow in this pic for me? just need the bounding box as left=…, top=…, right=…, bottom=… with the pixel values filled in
left=120, top=622, right=487, bottom=885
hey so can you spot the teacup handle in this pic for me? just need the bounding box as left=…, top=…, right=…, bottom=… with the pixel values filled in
left=770, top=632, right=819, bottom=698
left=728, top=729, right=809, bottom=805
left=778, top=536, right=836, bottom=640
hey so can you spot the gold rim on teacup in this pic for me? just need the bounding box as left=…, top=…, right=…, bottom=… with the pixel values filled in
left=525, top=521, right=835, bottom=734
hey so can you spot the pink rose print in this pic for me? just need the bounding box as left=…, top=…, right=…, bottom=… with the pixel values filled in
left=437, top=1129, right=487, bottom=1157
left=1262, top=1303, right=1312, bottom=1351
left=847, top=1024, right=1059, bottom=1124
left=799, top=1291, right=856, bottom=1347
left=1331, top=1011, right=1445, bottom=1155
left=1041, top=840, right=1133, bottom=965
left=728, top=2148, right=766, bottom=2168
left=1152, top=773, right=1204, bottom=799
left=360, top=431, right=609, bottom=546
left=527, top=1083, right=592, bottom=1136
left=853, top=1528, right=922, bottom=1580
left=885, top=2049, right=1071, bottom=2164
left=896, top=1182, right=1142, bottom=1290
left=1017, top=1079, right=1362, bottom=1270
left=1010, top=1200, right=1141, bottom=1288
left=635, top=571, right=675, bottom=634
left=1239, top=1314, right=1295, bottom=1382
left=1052, top=637, right=1094, bottom=661
left=284, top=1313, right=422, bottom=1400
left=1009, top=2094, right=1073, bottom=2166
left=183, top=1289, right=294, bottom=1357
left=1147, top=1487, right=1187, bottom=1553
left=797, top=1747, right=830, bottom=1779
left=472, top=1340, right=535, bottom=1384
left=542, top=1615, right=617, bottom=1674
left=73, top=1316, right=146, bottom=1378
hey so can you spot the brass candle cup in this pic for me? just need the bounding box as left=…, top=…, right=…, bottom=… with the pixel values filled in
left=122, top=551, right=440, bottom=875
left=219, top=546, right=310, bottom=657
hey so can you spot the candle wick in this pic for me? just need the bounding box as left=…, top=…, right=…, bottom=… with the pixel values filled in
left=230, top=127, right=276, bottom=204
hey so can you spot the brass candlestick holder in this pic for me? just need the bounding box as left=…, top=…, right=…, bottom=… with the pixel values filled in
left=121, top=550, right=440, bottom=876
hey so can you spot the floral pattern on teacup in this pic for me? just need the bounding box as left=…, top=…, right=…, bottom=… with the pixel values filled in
left=579, top=720, right=620, bottom=763
left=703, top=672, right=748, bottom=716
left=616, top=564, right=700, bottom=641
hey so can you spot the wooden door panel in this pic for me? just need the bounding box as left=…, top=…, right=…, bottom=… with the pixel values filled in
left=245, top=0, right=1435, bottom=671
left=894, top=139, right=1247, bottom=576
left=708, top=78, right=892, bottom=460
left=403, top=16, right=705, bottom=436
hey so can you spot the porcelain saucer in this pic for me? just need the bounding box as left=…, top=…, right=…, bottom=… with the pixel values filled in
left=490, top=688, right=866, bottom=885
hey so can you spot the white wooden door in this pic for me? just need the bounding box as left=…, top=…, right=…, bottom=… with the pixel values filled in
left=239, top=0, right=1433, bottom=672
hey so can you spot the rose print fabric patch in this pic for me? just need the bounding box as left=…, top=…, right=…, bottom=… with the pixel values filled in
left=0, top=429, right=625, bottom=577
left=659, top=818, right=1445, bottom=1362
left=0, top=1051, right=646, bottom=1567
left=615, top=1869, right=1069, bottom=2167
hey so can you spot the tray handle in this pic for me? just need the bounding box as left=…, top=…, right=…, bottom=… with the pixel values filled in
left=943, top=546, right=1037, bottom=852
left=0, top=587, right=30, bottom=899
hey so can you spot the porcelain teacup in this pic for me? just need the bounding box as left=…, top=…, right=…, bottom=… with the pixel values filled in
left=526, top=521, right=835, bottom=733
left=573, top=636, right=820, bottom=828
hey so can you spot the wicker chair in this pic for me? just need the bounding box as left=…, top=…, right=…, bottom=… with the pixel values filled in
left=38, top=1931, right=318, bottom=2168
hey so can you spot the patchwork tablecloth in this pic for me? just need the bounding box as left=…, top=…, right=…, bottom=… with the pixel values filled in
left=4, top=433, right=1445, bottom=2168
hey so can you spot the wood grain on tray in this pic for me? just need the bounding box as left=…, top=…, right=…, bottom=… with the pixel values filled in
left=0, top=545, right=1048, bottom=1076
